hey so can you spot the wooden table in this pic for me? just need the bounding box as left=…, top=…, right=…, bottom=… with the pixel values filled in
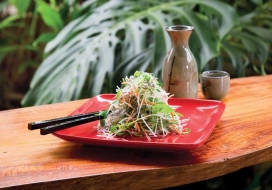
left=1, top=75, right=272, bottom=190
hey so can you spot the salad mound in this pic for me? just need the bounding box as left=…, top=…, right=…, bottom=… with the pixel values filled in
left=97, top=71, right=190, bottom=141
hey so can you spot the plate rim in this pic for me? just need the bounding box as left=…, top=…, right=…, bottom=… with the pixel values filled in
left=53, top=94, right=226, bottom=150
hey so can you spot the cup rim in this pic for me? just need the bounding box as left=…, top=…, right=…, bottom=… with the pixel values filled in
left=201, top=70, right=230, bottom=78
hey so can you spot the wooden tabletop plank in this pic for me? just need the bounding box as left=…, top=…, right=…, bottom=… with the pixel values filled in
left=1, top=75, right=272, bottom=190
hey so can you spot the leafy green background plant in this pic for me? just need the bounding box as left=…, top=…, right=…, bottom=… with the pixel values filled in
left=0, top=0, right=81, bottom=109
left=0, top=0, right=271, bottom=109
left=19, top=0, right=272, bottom=106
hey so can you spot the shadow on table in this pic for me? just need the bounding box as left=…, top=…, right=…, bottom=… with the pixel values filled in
left=50, top=141, right=204, bottom=167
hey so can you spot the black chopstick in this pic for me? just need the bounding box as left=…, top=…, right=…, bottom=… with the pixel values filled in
left=28, top=110, right=106, bottom=135
left=28, top=111, right=101, bottom=130
left=40, top=114, right=102, bottom=135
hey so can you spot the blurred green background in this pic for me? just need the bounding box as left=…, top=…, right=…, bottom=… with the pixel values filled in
left=1, top=0, right=271, bottom=110
left=0, top=1, right=272, bottom=189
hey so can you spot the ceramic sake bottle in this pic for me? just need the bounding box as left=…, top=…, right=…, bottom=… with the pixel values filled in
left=162, top=25, right=198, bottom=98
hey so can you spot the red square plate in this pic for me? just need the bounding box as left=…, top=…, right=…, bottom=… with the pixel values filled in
left=53, top=94, right=225, bottom=151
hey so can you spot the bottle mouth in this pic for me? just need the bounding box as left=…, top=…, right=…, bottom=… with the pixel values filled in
left=166, top=25, right=194, bottom=31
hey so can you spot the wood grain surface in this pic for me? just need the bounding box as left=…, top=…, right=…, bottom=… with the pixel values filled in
left=1, top=75, right=272, bottom=190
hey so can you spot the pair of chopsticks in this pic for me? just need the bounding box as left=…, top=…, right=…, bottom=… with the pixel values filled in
left=28, top=110, right=105, bottom=135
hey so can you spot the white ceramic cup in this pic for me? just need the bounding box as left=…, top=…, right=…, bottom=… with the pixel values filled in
left=201, top=70, right=230, bottom=100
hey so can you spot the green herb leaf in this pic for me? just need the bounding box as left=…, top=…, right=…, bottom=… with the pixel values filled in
left=134, top=71, right=141, bottom=77
left=116, top=91, right=121, bottom=99
left=110, top=125, right=117, bottom=132
left=152, top=103, right=174, bottom=114
left=100, top=119, right=105, bottom=126
left=99, top=110, right=108, bottom=118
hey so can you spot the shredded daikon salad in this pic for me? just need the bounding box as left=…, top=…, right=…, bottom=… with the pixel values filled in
left=96, top=71, right=190, bottom=141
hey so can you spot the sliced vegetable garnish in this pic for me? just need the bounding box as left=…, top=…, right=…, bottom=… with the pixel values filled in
left=96, top=71, right=189, bottom=140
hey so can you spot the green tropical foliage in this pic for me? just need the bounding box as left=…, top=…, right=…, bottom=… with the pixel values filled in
left=0, top=0, right=85, bottom=71
left=0, top=0, right=81, bottom=109
left=0, top=0, right=271, bottom=107
left=213, top=0, right=272, bottom=76
left=22, top=0, right=241, bottom=106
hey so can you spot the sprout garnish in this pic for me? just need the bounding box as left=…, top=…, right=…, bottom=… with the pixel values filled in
left=96, top=71, right=190, bottom=141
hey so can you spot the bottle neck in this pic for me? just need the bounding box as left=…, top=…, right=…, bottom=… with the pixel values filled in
left=167, top=30, right=192, bottom=47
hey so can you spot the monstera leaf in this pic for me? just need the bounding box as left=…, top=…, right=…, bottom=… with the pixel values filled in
left=22, top=0, right=238, bottom=106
